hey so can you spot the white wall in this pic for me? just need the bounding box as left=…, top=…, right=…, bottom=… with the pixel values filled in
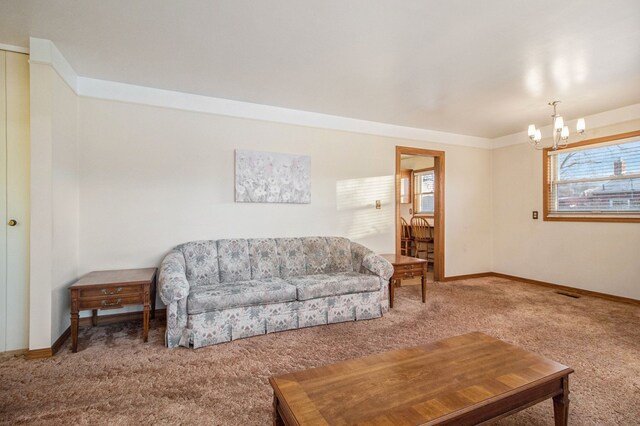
left=29, top=62, right=78, bottom=349
left=51, top=67, right=79, bottom=341
left=27, top=39, right=494, bottom=341
left=29, top=63, right=54, bottom=349
left=77, top=97, right=494, bottom=315
left=492, top=119, right=640, bottom=300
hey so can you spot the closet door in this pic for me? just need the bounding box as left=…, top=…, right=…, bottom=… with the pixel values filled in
left=1, top=51, right=30, bottom=351
left=0, top=50, right=6, bottom=352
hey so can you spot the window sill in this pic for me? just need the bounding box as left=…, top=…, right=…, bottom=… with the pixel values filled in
left=544, top=215, right=640, bottom=223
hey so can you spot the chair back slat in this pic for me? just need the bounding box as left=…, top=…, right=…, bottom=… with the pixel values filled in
left=401, top=217, right=412, bottom=239
left=410, top=217, right=432, bottom=241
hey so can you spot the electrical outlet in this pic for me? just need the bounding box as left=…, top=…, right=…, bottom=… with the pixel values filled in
left=532, top=211, right=538, bottom=220
left=375, top=200, right=381, bottom=209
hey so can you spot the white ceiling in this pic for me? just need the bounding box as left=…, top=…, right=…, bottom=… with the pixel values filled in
left=1, top=0, right=639, bottom=138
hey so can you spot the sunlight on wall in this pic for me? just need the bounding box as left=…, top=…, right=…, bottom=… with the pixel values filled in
left=336, top=175, right=394, bottom=239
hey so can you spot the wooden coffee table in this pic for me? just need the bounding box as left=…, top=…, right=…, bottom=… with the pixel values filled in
left=270, top=332, right=573, bottom=425
left=380, top=254, right=428, bottom=308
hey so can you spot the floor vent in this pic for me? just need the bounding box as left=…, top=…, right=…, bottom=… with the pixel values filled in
left=555, top=291, right=581, bottom=299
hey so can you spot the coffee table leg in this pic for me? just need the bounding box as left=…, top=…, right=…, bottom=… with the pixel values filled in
left=388, top=279, right=395, bottom=309
left=273, top=392, right=285, bottom=426
left=553, top=376, right=570, bottom=426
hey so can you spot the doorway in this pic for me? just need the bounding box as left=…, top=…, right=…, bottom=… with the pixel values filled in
left=395, top=146, right=445, bottom=281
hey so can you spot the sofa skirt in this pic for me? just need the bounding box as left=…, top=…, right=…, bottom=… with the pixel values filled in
left=184, top=291, right=385, bottom=349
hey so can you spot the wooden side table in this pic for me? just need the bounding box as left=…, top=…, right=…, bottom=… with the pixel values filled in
left=69, top=268, right=157, bottom=353
left=380, top=254, right=428, bottom=308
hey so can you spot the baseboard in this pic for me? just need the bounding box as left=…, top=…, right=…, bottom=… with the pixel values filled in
left=25, top=308, right=166, bottom=359
left=26, top=326, right=71, bottom=359
left=442, top=272, right=639, bottom=306
left=52, top=326, right=72, bottom=354
left=25, top=347, right=53, bottom=359
left=490, top=273, right=640, bottom=307
left=441, top=272, right=494, bottom=282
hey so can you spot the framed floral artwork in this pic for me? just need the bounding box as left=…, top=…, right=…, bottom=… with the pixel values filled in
left=235, top=149, right=311, bottom=203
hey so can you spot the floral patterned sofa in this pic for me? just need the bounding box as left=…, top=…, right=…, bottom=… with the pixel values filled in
left=158, top=237, right=393, bottom=348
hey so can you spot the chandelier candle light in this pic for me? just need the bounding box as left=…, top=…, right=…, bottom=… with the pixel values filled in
left=528, top=101, right=586, bottom=150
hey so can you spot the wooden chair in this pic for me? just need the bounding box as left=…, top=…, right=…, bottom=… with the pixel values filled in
left=410, top=217, right=434, bottom=264
left=400, top=217, right=415, bottom=256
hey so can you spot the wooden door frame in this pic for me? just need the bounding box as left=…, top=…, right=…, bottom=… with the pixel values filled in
left=395, top=146, right=445, bottom=281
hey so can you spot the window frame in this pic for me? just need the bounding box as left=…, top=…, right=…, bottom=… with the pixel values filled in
left=543, top=129, right=640, bottom=223
left=413, top=167, right=435, bottom=216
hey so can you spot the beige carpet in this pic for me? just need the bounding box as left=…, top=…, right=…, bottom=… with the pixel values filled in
left=1, top=277, right=639, bottom=425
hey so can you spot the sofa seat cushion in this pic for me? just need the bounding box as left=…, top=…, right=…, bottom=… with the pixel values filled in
left=187, top=278, right=297, bottom=314
left=286, top=272, right=380, bottom=301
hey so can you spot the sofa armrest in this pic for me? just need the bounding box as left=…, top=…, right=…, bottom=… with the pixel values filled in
left=159, top=249, right=190, bottom=305
left=362, top=253, right=394, bottom=282
left=351, top=241, right=394, bottom=282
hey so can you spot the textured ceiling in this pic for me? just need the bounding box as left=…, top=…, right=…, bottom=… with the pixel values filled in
left=1, top=0, right=639, bottom=138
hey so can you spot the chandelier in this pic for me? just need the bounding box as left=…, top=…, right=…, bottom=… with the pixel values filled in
left=528, top=101, right=586, bottom=150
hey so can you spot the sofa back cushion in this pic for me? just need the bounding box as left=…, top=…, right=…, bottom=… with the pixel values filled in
left=178, top=236, right=356, bottom=285
left=217, top=239, right=251, bottom=283
left=302, top=237, right=331, bottom=275
left=276, top=238, right=306, bottom=278
left=177, top=240, right=220, bottom=288
left=325, top=237, right=353, bottom=273
left=248, top=238, right=280, bottom=279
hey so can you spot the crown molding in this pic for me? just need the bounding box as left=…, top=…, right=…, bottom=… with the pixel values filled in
left=491, top=103, right=640, bottom=150
left=0, top=43, right=29, bottom=54
left=29, top=38, right=492, bottom=149
left=76, top=76, right=492, bottom=149
left=28, top=37, right=78, bottom=92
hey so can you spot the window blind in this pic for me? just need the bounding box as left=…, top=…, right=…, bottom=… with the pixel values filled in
left=547, top=135, right=640, bottom=216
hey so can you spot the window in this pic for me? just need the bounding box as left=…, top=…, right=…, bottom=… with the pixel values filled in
left=414, top=169, right=435, bottom=214
left=544, top=131, right=640, bottom=222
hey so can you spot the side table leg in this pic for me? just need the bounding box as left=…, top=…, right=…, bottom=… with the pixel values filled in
left=71, top=312, right=79, bottom=353
left=92, top=309, right=98, bottom=326
left=143, top=282, right=150, bottom=343
left=151, top=273, right=157, bottom=320
left=70, top=288, right=79, bottom=353
left=143, top=306, right=150, bottom=343
left=388, top=278, right=395, bottom=309
left=553, top=376, right=570, bottom=426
